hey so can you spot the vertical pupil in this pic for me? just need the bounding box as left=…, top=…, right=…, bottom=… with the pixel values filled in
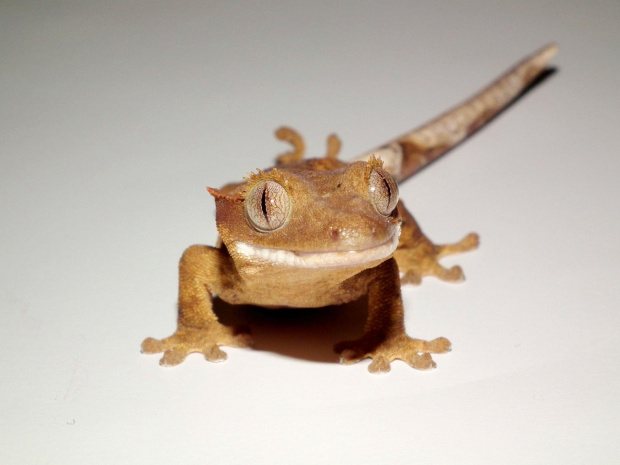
left=261, top=187, right=269, bottom=219
left=382, top=177, right=391, bottom=204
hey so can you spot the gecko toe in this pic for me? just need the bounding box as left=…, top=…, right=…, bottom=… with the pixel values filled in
left=368, top=357, right=391, bottom=374
left=203, top=345, right=228, bottom=362
left=160, top=348, right=187, bottom=367
left=141, top=337, right=165, bottom=354
left=428, top=337, right=452, bottom=353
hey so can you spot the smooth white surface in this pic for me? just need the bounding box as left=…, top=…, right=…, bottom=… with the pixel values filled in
left=1, top=1, right=619, bottom=464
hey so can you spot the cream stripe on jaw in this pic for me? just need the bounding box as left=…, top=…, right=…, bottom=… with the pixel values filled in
left=232, top=226, right=401, bottom=268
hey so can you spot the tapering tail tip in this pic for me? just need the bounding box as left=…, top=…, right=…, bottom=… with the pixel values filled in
left=529, top=43, right=559, bottom=70
left=538, top=42, right=559, bottom=61
left=355, top=43, right=559, bottom=182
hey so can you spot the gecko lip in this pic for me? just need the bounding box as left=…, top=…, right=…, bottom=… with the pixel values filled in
left=233, top=225, right=401, bottom=269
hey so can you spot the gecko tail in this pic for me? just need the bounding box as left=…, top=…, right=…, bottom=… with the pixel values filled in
left=355, top=43, right=558, bottom=182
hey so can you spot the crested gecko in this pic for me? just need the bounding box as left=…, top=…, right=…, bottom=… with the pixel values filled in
left=142, top=44, right=558, bottom=373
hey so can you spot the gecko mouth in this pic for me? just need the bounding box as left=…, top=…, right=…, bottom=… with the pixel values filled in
left=233, top=226, right=401, bottom=269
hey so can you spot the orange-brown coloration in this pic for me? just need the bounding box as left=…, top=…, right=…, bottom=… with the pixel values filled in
left=142, top=45, right=557, bottom=372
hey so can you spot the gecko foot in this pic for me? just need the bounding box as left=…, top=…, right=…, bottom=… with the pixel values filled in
left=334, top=335, right=451, bottom=373
left=141, top=322, right=253, bottom=367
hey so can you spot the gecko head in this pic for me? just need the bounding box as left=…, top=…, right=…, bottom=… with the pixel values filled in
left=209, top=157, right=401, bottom=269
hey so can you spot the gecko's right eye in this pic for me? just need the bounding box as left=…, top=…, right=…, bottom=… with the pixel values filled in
left=245, top=180, right=291, bottom=232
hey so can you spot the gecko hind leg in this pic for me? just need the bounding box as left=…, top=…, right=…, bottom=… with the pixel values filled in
left=436, top=232, right=479, bottom=258
left=423, top=232, right=480, bottom=283
left=394, top=202, right=479, bottom=285
left=395, top=232, right=479, bottom=285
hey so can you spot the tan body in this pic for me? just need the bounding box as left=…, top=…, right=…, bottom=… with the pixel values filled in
left=142, top=44, right=557, bottom=373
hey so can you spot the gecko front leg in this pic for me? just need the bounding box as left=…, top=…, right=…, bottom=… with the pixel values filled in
left=141, top=245, right=253, bottom=366
left=393, top=202, right=479, bottom=285
left=334, top=258, right=451, bottom=373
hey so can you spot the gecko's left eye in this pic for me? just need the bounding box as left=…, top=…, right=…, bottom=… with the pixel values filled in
left=245, top=180, right=291, bottom=232
left=369, top=168, right=399, bottom=216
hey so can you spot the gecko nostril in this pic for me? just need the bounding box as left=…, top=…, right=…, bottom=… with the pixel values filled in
left=330, top=228, right=340, bottom=241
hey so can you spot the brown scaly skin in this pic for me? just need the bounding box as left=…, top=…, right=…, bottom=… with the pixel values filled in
left=142, top=44, right=557, bottom=373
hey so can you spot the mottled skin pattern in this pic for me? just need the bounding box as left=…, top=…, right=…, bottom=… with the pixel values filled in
left=142, top=44, right=557, bottom=373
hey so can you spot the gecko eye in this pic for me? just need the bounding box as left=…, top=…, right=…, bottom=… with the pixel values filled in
left=369, top=168, right=399, bottom=216
left=245, top=180, right=291, bottom=232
